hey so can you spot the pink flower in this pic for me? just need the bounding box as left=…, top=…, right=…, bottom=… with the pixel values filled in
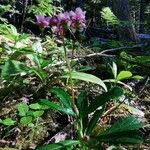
left=57, top=12, right=71, bottom=28
left=36, top=15, right=50, bottom=28
left=52, top=12, right=71, bottom=35
left=75, top=7, right=86, bottom=20
left=70, top=8, right=86, bottom=21
left=49, top=16, right=59, bottom=26
left=52, top=25, right=64, bottom=36
left=57, top=12, right=70, bottom=22
left=69, top=7, right=86, bottom=32
left=35, top=7, right=86, bottom=35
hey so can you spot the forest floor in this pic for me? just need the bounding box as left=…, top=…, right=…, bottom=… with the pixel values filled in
left=0, top=37, right=150, bottom=150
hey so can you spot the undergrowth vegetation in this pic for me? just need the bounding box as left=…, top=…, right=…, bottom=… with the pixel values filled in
left=0, top=1, right=150, bottom=150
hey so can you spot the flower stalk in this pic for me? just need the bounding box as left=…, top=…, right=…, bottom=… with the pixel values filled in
left=62, top=37, right=79, bottom=116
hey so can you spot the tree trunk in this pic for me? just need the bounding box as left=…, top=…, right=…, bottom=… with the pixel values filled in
left=139, top=0, right=146, bottom=33
left=112, top=0, right=140, bottom=42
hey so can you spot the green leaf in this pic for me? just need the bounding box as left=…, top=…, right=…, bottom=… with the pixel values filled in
left=10, top=24, right=18, bottom=36
left=111, top=62, right=117, bottom=79
left=132, top=75, right=143, bottom=79
left=86, top=108, right=104, bottom=135
left=33, top=111, right=44, bottom=118
left=32, top=69, right=47, bottom=82
left=95, top=117, right=144, bottom=144
left=1, top=118, right=16, bottom=126
left=17, top=103, right=29, bottom=116
left=29, top=103, right=42, bottom=110
left=26, top=54, right=41, bottom=68
left=36, top=140, right=80, bottom=150
left=76, top=91, right=89, bottom=133
left=20, top=116, right=33, bottom=125
left=1, top=60, right=30, bottom=78
left=88, top=87, right=123, bottom=114
left=50, top=87, right=71, bottom=108
left=61, top=71, right=107, bottom=91
left=103, top=79, right=132, bottom=91
left=27, top=110, right=34, bottom=116
left=98, top=134, right=143, bottom=144
left=39, top=99, right=75, bottom=116
left=117, top=71, right=132, bottom=81
left=101, top=7, right=120, bottom=25
left=76, top=91, right=88, bottom=118
left=135, top=56, right=150, bottom=63
left=101, top=117, right=144, bottom=135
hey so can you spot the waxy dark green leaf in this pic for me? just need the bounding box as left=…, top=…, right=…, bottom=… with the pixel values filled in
left=36, top=140, right=80, bottom=150
left=95, top=117, right=144, bottom=144
left=88, top=87, right=123, bottom=114
left=50, top=87, right=71, bottom=108
left=39, top=99, right=75, bottom=116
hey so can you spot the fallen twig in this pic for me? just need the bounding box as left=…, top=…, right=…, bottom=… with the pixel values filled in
left=45, top=43, right=145, bottom=68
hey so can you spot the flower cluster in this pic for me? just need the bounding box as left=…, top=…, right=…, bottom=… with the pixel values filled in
left=36, top=15, right=50, bottom=28
left=36, top=7, right=86, bottom=36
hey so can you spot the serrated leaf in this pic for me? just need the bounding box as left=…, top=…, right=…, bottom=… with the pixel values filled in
left=1, top=118, right=16, bottom=126
left=61, top=71, right=107, bottom=91
left=17, top=103, right=29, bottom=116
left=117, top=71, right=132, bottom=81
left=36, top=140, right=80, bottom=150
left=50, top=87, right=71, bottom=108
left=20, top=116, right=33, bottom=125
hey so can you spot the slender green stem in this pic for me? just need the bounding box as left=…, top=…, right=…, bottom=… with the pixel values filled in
left=62, top=37, right=79, bottom=116
left=62, top=37, right=85, bottom=143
